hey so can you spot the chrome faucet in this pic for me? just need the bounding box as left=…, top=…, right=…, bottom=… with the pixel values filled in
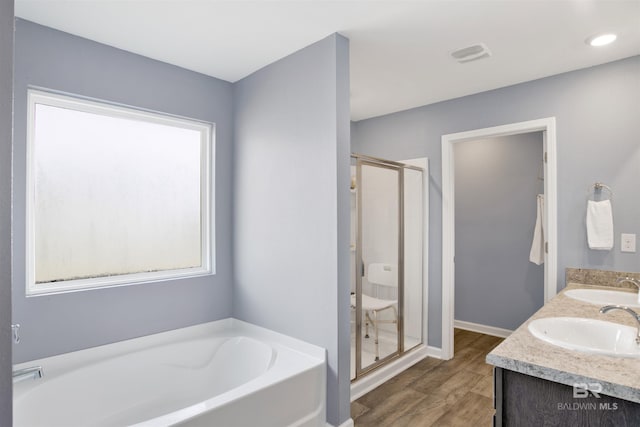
left=600, top=305, right=640, bottom=344
left=12, top=366, right=43, bottom=384
left=617, top=277, right=640, bottom=303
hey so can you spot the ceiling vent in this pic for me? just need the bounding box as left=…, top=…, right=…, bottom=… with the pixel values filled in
left=450, top=43, right=491, bottom=63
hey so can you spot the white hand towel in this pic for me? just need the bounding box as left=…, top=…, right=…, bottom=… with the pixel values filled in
left=586, top=199, right=614, bottom=250
left=529, top=194, right=545, bottom=265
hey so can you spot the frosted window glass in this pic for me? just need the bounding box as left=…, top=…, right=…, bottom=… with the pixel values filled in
left=28, top=91, right=213, bottom=293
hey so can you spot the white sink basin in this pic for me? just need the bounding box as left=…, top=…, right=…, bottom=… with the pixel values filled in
left=528, top=317, right=640, bottom=358
left=565, top=288, right=640, bottom=308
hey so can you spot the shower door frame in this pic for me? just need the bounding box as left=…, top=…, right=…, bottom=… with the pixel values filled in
left=352, top=153, right=424, bottom=380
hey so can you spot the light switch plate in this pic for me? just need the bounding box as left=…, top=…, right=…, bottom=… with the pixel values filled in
left=621, top=233, right=636, bottom=253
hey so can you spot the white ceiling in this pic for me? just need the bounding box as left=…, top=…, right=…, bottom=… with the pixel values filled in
left=15, top=0, right=640, bottom=121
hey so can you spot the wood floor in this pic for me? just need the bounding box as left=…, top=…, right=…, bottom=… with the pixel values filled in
left=352, top=329, right=504, bottom=427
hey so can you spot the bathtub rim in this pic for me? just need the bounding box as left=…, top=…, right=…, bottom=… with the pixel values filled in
left=13, top=317, right=326, bottom=374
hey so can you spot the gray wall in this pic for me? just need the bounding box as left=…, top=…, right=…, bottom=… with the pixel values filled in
left=1, top=1, right=14, bottom=424
left=352, top=55, right=640, bottom=347
left=12, top=19, right=235, bottom=362
left=233, top=34, right=351, bottom=426
left=454, top=133, right=544, bottom=331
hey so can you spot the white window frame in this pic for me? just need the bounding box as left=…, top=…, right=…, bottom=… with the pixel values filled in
left=26, top=89, right=215, bottom=296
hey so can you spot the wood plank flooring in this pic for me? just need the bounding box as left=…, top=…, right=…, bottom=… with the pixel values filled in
left=352, top=329, right=504, bottom=427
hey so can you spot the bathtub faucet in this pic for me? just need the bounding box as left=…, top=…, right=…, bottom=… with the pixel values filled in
left=12, top=366, right=43, bottom=384
left=11, top=323, right=20, bottom=344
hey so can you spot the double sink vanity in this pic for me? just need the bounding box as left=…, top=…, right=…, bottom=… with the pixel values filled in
left=487, top=269, right=640, bottom=426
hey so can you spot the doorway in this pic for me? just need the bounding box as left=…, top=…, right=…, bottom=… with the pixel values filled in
left=440, top=118, right=558, bottom=360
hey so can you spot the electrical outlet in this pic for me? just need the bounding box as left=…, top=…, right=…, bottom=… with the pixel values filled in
left=621, top=233, right=636, bottom=253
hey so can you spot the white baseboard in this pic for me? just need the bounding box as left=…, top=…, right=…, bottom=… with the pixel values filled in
left=350, top=345, right=430, bottom=401
left=426, top=345, right=443, bottom=359
left=328, top=418, right=354, bottom=427
left=454, top=319, right=512, bottom=338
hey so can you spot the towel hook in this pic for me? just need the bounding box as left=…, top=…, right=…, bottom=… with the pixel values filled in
left=587, top=182, right=613, bottom=201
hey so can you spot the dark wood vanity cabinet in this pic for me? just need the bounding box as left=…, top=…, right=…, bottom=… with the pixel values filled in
left=493, top=368, right=640, bottom=427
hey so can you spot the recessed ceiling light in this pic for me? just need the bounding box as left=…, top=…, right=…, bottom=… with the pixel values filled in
left=586, top=34, right=617, bottom=47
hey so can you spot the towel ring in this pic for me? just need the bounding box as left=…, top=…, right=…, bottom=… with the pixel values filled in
left=588, top=182, right=613, bottom=200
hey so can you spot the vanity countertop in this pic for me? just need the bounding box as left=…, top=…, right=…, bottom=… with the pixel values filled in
left=486, top=283, right=640, bottom=403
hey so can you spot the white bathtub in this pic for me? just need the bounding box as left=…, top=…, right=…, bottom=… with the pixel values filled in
left=13, top=318, right=326, bottom=427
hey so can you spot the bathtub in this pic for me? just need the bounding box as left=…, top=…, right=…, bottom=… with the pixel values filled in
left=13, top=318, right=326, bottom=427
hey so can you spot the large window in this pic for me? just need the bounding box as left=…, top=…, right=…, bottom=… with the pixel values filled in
left=26, top=89, right=214, bottom=295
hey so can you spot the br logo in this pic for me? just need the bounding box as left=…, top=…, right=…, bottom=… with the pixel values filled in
left=573, top=382, right=602, bottom=399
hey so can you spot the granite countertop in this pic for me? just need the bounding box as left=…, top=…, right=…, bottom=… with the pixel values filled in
left=486, top=283, right=640, bottom=403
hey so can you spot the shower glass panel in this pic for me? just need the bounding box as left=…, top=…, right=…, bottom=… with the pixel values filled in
left=357, top=161, right=400, bottom=374
left=350, top=154, right=424, bottom=382
left=403, top=167, right=424, bottom=352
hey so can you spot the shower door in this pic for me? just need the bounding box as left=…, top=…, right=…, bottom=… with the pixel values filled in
left=354, top=159, right=402, bottom=377
left=351, top=154, right=425, bottom=381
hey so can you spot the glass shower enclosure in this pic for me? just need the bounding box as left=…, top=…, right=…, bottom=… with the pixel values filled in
left=350, top=153, right=425, bottom=380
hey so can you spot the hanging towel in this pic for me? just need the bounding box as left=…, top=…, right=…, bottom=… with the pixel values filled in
left=587, top=199, right=614, bottom=250
left=529, top=194, right=545, bottom=265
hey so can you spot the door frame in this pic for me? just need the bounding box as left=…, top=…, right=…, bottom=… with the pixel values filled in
left=440, top=118, right=557, bottom=360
